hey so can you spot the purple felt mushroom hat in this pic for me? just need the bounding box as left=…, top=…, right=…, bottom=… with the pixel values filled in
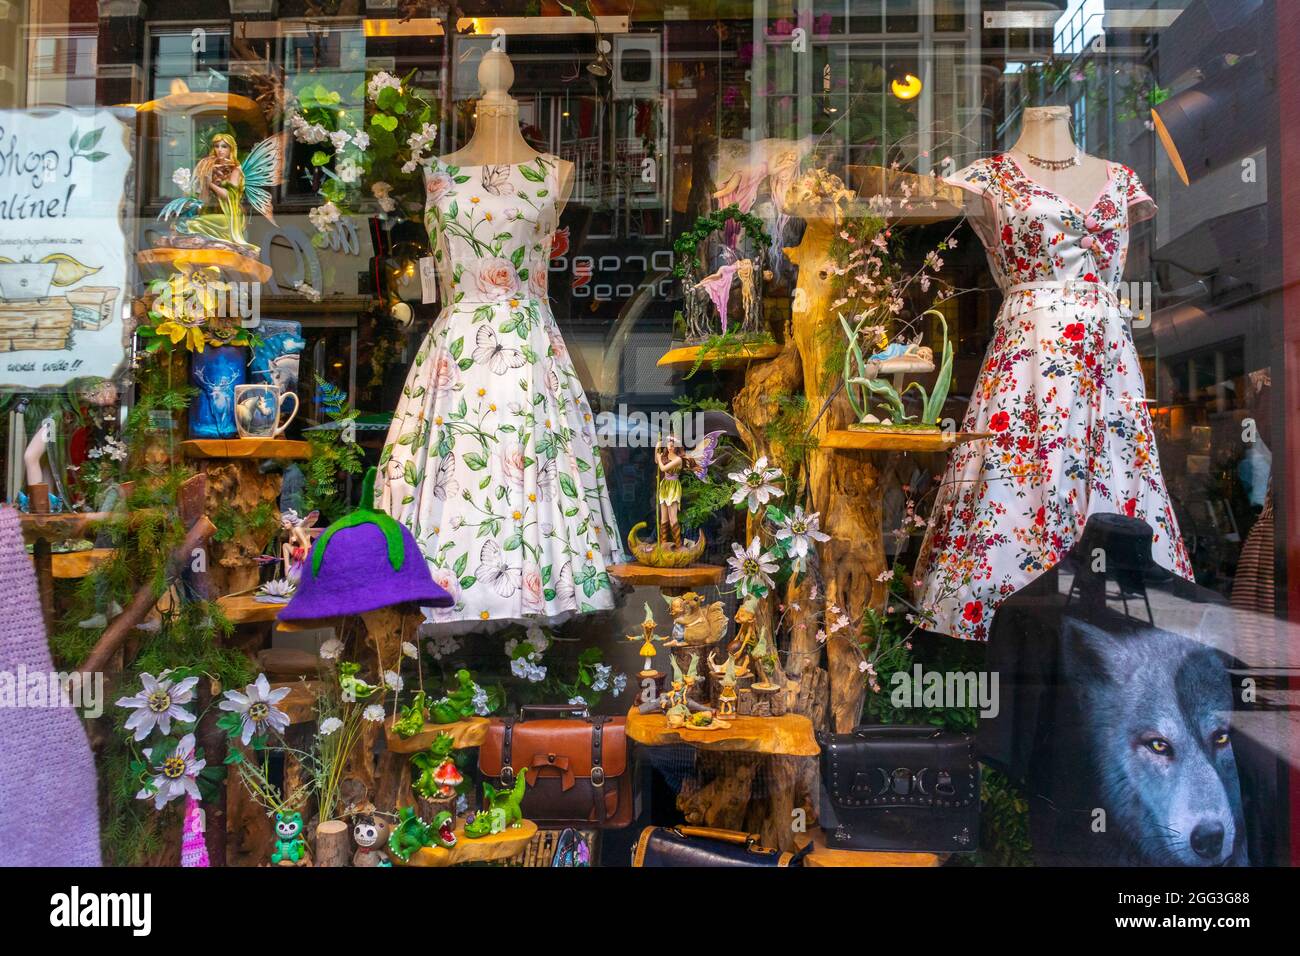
left=279, top=467, right=452, bottom=620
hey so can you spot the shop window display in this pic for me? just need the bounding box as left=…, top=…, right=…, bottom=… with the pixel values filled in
left=0, top=0, right=1292, bottom=899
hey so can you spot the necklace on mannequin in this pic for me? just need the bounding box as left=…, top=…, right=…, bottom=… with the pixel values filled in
left=1023, top=149, right=1081, bottom=172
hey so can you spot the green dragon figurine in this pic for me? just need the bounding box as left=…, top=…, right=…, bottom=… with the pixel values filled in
left=338, top=661, right=379, bottom=702
left=466, top=770, right=528, bottom=838
left=387, top=806, right=456, bottom=861
left=393, top=691, right=429, bottom=738
left=430, top=669, right=479, bottom=724
left=270, top=811, right=308, bottom=865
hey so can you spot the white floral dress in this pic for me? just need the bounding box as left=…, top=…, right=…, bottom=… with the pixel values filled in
left=913, top=154, right=1192, bottom=641
left=376, top=155, right=624, bottom=625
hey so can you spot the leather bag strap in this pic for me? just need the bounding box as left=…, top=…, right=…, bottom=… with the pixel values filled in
left=500, top=717, right=515, bottom=785
left=590, top=714, right=608, bottom=826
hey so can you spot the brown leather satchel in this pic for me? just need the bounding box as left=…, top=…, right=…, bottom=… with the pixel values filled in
left=479, top=704, right=634, bottom=829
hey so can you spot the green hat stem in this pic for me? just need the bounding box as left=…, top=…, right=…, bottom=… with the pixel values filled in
left=309, top=467, right=408, bottom=577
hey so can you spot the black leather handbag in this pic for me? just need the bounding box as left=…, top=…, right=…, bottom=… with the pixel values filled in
left=818, top=725, right=979, bottom=853
left=632, top=826, right=808, bottom=867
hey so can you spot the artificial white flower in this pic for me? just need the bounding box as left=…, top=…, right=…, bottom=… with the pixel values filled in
left=524, top=626, right=550, bottom=654
left=171, top=167, right=192, bottom=191
left=401, top=641, right=418, bottom=660
left=319, top=637, right=344, bottom=660
left=612, top=673, right=628, bottom=696
left=729, top=456, right=785, bottom=513
left=137, top=732, right=205, bottom=810
left=774, top=506, right=830, bottom=570
left=367, top=71, right=402, bottom=101
left=362, top=703, right=386, bottom=722
left=510, top=658, right=547, bottom=682
left=218, top=674, right=291, bottom=745
left=318, top=716, right=343, bottom=736
left=726, top=536, right=780, bottom=597
left=384, top=670, right=403, bottom=692
left=329, top=129, right=351, bottom=151
left=116, top=671, right=199, bottom=742
left=471, top=684, right=491, bottom=716
left=425, top=632, right=462, bottom=660
left=352, top=130, right=370, bottom=151
left=336, top=158, right=362, bottom=184
left=308, top=201, right=341, bottom=233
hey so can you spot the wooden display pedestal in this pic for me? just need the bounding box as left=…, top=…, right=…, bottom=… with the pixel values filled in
left=180, top=438, right=309, bottom=596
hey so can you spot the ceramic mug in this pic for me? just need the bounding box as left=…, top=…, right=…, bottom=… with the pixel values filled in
left=234, top=383, right=299, bottom=439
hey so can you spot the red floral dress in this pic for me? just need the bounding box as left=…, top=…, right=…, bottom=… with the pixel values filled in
left=913, top=154, right=1193, bottom=641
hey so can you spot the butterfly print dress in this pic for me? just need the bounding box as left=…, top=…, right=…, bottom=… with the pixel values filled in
left=376, top=155, right=624, bottom=625
left=913, top=154, right=1192, bottom=641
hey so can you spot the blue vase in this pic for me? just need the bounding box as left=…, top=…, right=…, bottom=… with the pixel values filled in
left=190, top=346, right=248, bottom=439
left=250, top=319, right=306, bottom=394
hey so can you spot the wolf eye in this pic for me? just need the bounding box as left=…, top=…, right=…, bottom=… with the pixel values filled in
left=1212, top=731, right=1230, bottom=747
left=1145, top=737, right=1172, bottom=756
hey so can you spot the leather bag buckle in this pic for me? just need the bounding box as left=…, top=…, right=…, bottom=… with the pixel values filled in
left=590, top=765, right=606, bottom=787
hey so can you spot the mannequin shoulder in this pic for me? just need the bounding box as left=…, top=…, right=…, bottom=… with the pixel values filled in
left=553, top=157, right=576, bottom=204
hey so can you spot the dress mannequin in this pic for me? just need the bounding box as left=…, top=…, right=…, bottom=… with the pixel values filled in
left=1007, top=106, right=1110, bottom=211
left=915, top=104, right=1188, bottom=641
left=442, top=50, right=576, bottom=210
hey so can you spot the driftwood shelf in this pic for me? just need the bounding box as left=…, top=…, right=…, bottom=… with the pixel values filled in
left=626, top=708, right=820, bottom=757
left=797, top=830, right=943, bottom=867
left=608, top=563, right=724, bottom=589
left=820, top=430, right=992, bottom=453
left=657, top=342, right=782, bottom=368
left=136, top=247, right=273, bottom=284
left=383, top=716, right=491, bottom=753
left=180, top=438, right=312, bottom=460
left=51, top=547, right=116, bottom=578
left=216, top=593, right=286, bottom=625
left=390, top=820, right=538, bottom=867
left=18, top=511, right=113, bottom=543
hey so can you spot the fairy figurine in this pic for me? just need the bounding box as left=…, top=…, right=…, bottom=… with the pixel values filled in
left=161, top=132, right=288, bottom=252
left=656, top=431, right=723, bottom=546
left=627, top=430, right=724, bottom=567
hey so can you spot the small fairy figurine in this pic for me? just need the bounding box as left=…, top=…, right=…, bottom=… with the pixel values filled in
left=627, top=602, right=666, bottom=678
left=162, top=132, right=288, bottom=252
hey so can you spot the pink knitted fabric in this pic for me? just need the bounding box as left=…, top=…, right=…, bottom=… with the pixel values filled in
left=0, top=505, right=101, bottom=865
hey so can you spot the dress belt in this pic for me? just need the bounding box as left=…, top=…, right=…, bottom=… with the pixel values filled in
left=1003, top=280, right=1119, bottom=305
